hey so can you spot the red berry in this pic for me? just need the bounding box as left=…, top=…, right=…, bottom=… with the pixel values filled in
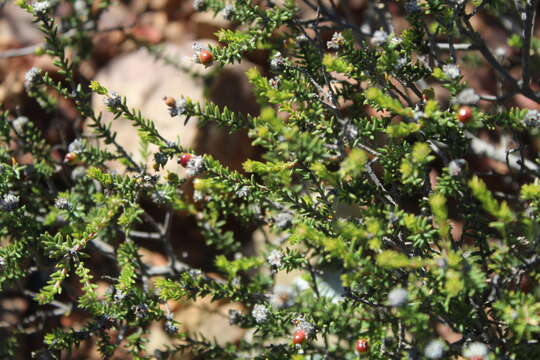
left=469, top=357, right=484, bottom=360
left=457, top=106, right=473, bottom=123
left=355, top=338, right=369, bottom=353
left=64, top=152, right=77, bottom=163
left=198, top=50, right=214, bottom=65
left=292, top=329, right=306, bottom=345
left=178, top=153, right=192, bottom=167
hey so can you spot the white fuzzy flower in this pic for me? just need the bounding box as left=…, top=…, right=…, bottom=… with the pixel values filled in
left=413, top=109, right=425, bottom=120
left=251, top=304, right=269, bottom=323
left=463, top=342, right=488, bottom=359
left=267, top=249, right=283, bottom=268
left=68, top=139, right=84, bottom=154
left=345, top=124, right=358, bottom=141
left=221, top=5, right=234, bottom=20
left=371, top=30, right=388, bottom=46
left=523, top=109, right=540, bottom=127
left=55, top=197, right=71, bottom=210
left=193, top=0, right=205, bottom=10
left=448, top=158, right=467, bottom=177
left=495, top=46, right=507, bottom=58
left=168, top=98, right=187, bottom=117
left=442, top=64, right=460, bottom=79
left=296, top=34, right=309, bottom=43
left=74, top=0, right=88, bottom=16
left=24, top=67, right=41, bottom=90
left=1, top=194, right=20, bottom=211
left=186, top=155, right=204, bottom=177
left=327, top=32, right=345, bottom=50
left=193, top=190, right=204, bottom=202
left=12, top=116, right=29, bottom=133
left=270, top=52, right=285, bottom=71
left=397, top=57, right=408, bottom=68
left=104, top=92, right=121, bottom=108
left=387, top=287, right=408, bottom=307
left=454, top=88, right=480, bottom=105
left=235, top=186, right=250, bottom=198
left=274, top=211, right=293, bottom=229
left=33, top=1, right=50, bottom=15
left=293, top=317, right=315, bottom=336
left=424, top=339, right=445, bottom=359
left=389, top=35, right=402, bottom=46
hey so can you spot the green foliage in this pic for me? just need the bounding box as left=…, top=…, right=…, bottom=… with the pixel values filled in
left=1, top=0, right=540, bottom=359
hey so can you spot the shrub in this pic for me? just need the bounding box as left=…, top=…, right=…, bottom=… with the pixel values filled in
left=1, top=0, right=540, bottom=358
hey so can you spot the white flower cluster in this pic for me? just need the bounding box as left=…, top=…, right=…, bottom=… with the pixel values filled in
left=186, top=155, right=204, bottom=177
left=24, top=67, right=41, bottom=91
left=387, top=287, right=408, bottom=307
left=453, top=88, right=480, bottom=105
left=1, top=194, right=19, bottom=211
left=168, top=98, right=188, bottom=117
left=345, top=124, right=358, bottom=141
left=221, top=5, right=234, bottom=20
left=193, top=0, right=205, bottom=11
left=251, top=304, right=269, bottom=323
left=296, top=34, right=309, bottom=43
left=103, top=92, right=121, bottom=108
left=33, top=1, right=50, bottom=15
left=267, top=249, right=283, bottom=269
left=327, top=32, right=345, bottom=50
left=463, top=342, right=488, bottom=359
left=293, top=317, right=315, bottom=336
left=270, top=52, right=285, bottom=71
left=448, top=158, right=467, bottom=177
left=396, top=57, right=408, bottom=68
left=12, top=116, right=29, bottom=133
left=55, top=197, right=71, bottom=210
left=371, top=30, right=388, bottom=46
left=68, top=139, right=84, bottom=154
left=424, top=339, right=445, bottom=359
left=523, top=109, right=540, bottom=127
left=274, top=211, right=293, bottom=229
left=442, top=64, right=460, bottom=80
left=152, top=190, right=169, bottom=204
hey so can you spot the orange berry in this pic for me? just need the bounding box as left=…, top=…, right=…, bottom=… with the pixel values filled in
left=457, top=106, right=473, bottom=123
left=64, top=152, right=77, bottom=163
left=163, top=96, right=176, bottom=107
left=198, top=50, right=214, bottom=66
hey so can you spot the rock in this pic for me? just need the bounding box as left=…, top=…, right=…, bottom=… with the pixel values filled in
left=191, top=10, right=230, bottom=39
left=197, top=60, right=260, bottom=171
left=90, top=42, right=205, bottom=174
left=174, top=296, right=245, bottom=346
left=97, top=2, right=135, bottom=31
left=1, top=2, right=43, bottom=45
left=90, top=39, right=259, bottom=174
